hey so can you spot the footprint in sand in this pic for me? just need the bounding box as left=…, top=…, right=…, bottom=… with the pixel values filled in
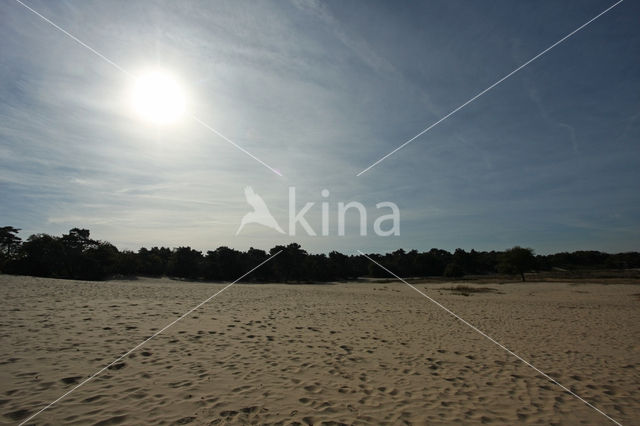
left=61, top=376, right=82, bottom=385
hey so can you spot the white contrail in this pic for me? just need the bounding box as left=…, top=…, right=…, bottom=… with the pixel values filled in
left=357, top=0, right=623, bottom=176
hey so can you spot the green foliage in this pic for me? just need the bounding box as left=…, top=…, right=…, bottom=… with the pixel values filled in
left=1, top=225, right=639, bottom=282
left=16, top=233, right=67, bottom=277
left=168, top=247, right=203, bottom=279
left=443, top=263, right=464, bottom=278
left=499, top=246, right=536, bottom=281
left=0, top=226, right=22, bottom=271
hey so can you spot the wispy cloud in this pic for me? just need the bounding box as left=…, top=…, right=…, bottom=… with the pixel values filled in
left=1, top=0, right=638, bottom=253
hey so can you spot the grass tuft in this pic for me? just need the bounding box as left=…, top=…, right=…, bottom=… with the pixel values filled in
left=443, top=285, right=502, bottom=296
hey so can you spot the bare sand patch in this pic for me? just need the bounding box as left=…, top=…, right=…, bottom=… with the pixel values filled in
left=0, top=275, right=639, bottom=425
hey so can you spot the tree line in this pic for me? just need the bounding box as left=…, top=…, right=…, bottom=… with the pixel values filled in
left=0, top=226, right=638, bottom=282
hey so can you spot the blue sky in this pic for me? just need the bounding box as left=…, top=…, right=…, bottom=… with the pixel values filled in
left=1, top=0, right=638, bottom=254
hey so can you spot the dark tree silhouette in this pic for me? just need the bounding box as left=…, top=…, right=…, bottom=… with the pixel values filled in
left=16, top=234, right=67, bottom=277
left=328, top=251, right=351, bottom=280
left=245, top=247, right=269, bottom=281
left=138, top=247, right=171, bottom=276
left=270, top=243, right=307, bottom=282
left=118, top=250, right=141, bottom=276
left=0, top=226, right=21, bottom=270
left=210, top=246, right=244, bottom=280
left=1, top=225, right=638, bottom=282
left=168, top=247, right=203, bottom=279
left=61, top=228, right=96, bottom=252
left=443, top=263, right=464, bottom=278
left=499, top=246, right=536, bottom=281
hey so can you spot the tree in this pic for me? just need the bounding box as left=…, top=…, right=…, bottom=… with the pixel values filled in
left=0, top=226, right=22, bottom=270
left=15, top=234, right=67, bottom=277
left=305, top=254, right=331, bottom=282
left=60, top=228, right=99, bottom=278
left=78, top=242, right=120, bottom=280
left=366, top=255, right=387, bottom=278
left=425, top=248, right=450, bottom=276
left=138, top=247, right=171, bottom=276
left=117, top=250, right=140, bottom=276
left=61, top=228, right=97, bottom=252
left=270, top=243, right=307, bottom=282
left=328, top=251, right=350, bottom=280
left=443, top=263, right=464, bottom=278
left=168, top=247, right=203, bottom=279
left=204, top=246, right=244, bottom=281
left=5, top=225, right=639, bottom=283
left=246, top=247, right=269, bottom=281
left=499, top=246, right=535, bottom=281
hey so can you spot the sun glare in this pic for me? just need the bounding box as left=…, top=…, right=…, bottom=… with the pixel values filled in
left=131, top=70, right=186, bottom=125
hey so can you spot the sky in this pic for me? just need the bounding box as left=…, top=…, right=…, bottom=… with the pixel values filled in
left=0, top=0, right=639, bottom=255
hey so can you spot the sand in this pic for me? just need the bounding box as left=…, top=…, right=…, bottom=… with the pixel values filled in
left=0, top=275, right=639, bottom=425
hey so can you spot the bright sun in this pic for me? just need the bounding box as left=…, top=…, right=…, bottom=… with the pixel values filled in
left=131, top=70, right=186, bottom=125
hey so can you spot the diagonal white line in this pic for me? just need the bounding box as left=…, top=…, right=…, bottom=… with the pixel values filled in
left=18, top=250, right=282, bottom=426
left=192, top=117, right=283, bottom=176
left=12, top=0, right=283, bottom=177
left=358, top=250, right=622, bottom=426
left=356, top=0, right=624, bottom=176
left=13, top=0, right=132, bottom=77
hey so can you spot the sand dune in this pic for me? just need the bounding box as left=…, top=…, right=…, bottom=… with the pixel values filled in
left=0, top=275, right=639, bottom=425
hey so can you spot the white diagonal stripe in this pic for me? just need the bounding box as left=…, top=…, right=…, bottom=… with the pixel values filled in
left=356, top=0, right=623, bottom=176
left=13, top=0, right=283, bottom=177
left=358, top=250, right=622, bottom=426
left=18, top=250, right=282, bottom=426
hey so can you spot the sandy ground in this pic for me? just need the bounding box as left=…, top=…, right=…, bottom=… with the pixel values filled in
left=0, top=275, right=639, bottom=425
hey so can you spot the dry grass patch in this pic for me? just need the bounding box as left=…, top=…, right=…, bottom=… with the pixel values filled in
left=442, top=285, right=503, bottom=296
